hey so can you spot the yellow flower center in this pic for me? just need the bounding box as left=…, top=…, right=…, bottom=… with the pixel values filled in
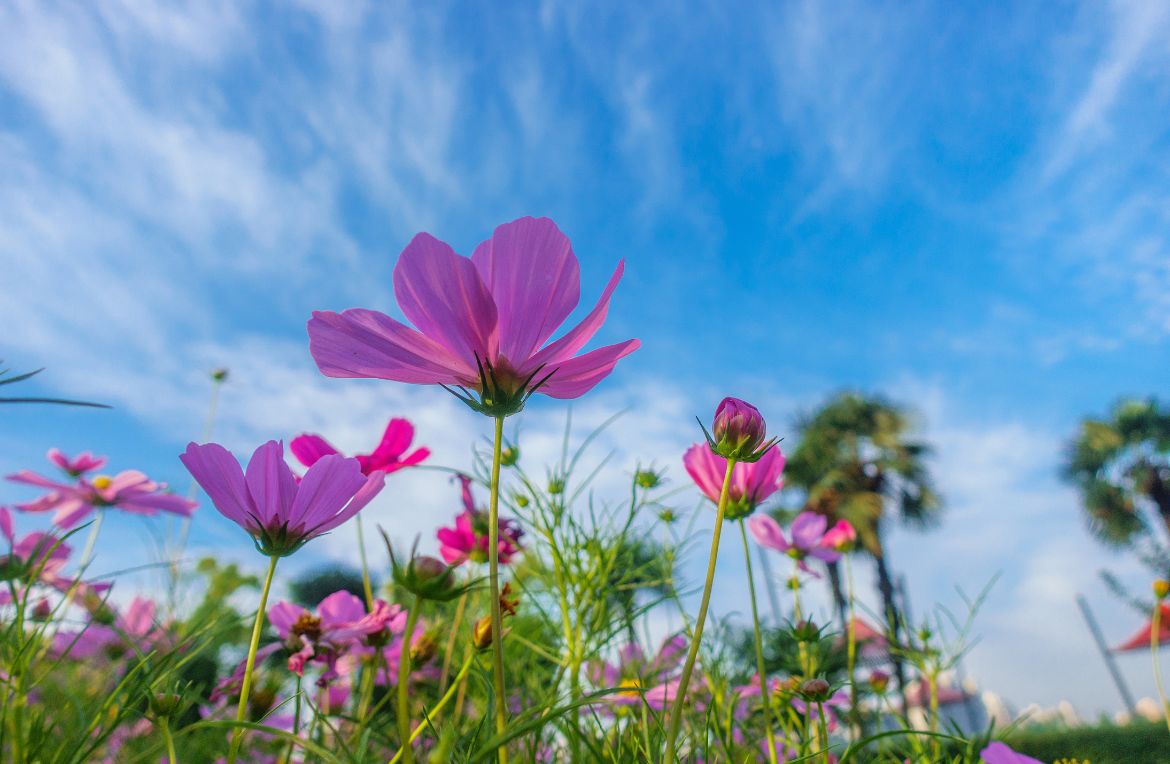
left=91, top=475, right=113, bottom=490
left=619, top=678, right=641, bottom=698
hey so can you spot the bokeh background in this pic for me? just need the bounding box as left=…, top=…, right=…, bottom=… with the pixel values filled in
left=3, top=0, right=1168, bottom=720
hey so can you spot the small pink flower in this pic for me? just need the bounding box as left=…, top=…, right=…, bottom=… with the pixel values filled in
left=747, top=512, right=841, bottom=576
left=268, top=590, right=403, bottom=682
left=683, top=443, right=785, bottom=519
left=979, top=742, right=1044, bottom=764
left=7, top=463, right=196, bottom=531
left=46, top=449, right=107, bottom=477
left=0, top=507, right=109, bottom=605
left=53, top=596, right=168, bottom=658
left=436, top=475, right=523, bottom=565
left=821, top=519, right=857, bottom=552
left=307, top=217, right=639, bottom=415
left=180, top=440, right=384, bottom=557
left=586, top=634, right=688, bottom=711
left=290, top=417, right=429, bottom=477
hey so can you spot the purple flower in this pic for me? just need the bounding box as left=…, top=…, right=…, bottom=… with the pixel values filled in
left=437, top=475, right=524, bottom=565
left=7, top=461, right=196, bottom=530
left=710, top=397, right=768, bottom=459
left=0, top=507, right=108, bottom=604
left=748, top=511, right=841, bottom=575
left=290, top=417, right=429, bottom=476
left=46, top=449, right=106, bottom=477
left=307, top=217, right=639, bottom=416
left=683, top=442, right=785, bottom=520
left=979, top=742, right=1045, bottom=764
left=179, top=440, right=384, bottom=557
left=53, top=596, right=167, bottom=659
left=586, top=634, right=688, bottom=711
left=268, top=590, right=403, bottom=683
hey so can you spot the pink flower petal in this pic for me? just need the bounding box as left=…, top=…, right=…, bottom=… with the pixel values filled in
left=536, top=339, right=641, bottom=399
left=290, top=434, right=340, bottom=469
left=179, top=442, right=254, bottom=528
left=747, top=513, right=789, bottom=553
left=268, top=601, right=305, bottom=638
left=523, top=260, right=626, bottom=371
left=683, top=444, right=725, bottom=504
left=287, top=455, right=367, bottom=533
left=790, top=512, right=828, bottom=551
left=470, top=217, right=580, bottom=365
left=245, top=441, right=299, bottom=527
left=308, top=308, right=471, bottom=384
left=392, top=232, right=499, bottom=369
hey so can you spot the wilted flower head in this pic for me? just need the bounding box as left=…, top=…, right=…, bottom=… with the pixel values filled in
left=7, top=456, right=196, bottom=531
left=436, top=475, right=523, bottom=566
left=700, top=397, right=778, bottom=463
left=472, top=583, right=519, bottom=650
left=747, top=512, right=842, bottom=575
left=180, top=440, right=384, bottom=557
left=683, top=443, right=785, bottom=520
left=307, top=216, right=640, bottom=417
left=290, top=417, right=429, bottom=477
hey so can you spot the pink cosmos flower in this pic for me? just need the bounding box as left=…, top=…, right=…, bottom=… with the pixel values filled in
left=683, top=443, right=785, bottom=519
left=180, top=440, right=385, bottom=557
left=53, top=596, right=168, bottom=659
left=46, top=448, right=106, bottom=476
left=0, top=507, right=108, bottom=604
left=7, top=461, right=196, bottom=530
left=791, top=688, right=850, bottom=732
left=307, top=217, right=640, bottom=415
left=748, top=511, right=842, bottom=575
left=821, top=519, right=857, bottom=552
left=586, top=634, right=688, bottom=711
left=436, top=475, right=524, bottom=565
left=268, top=590, right=403, bottom=684
left=290, top=417, right=429, bottom=477
left=979, top=742, right=1044, bottom=764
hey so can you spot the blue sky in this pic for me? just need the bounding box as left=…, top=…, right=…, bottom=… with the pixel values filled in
left=2, top=1, right=1169, bottom=718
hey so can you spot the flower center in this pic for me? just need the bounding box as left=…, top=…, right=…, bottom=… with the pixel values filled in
left=91, top=475, right=113, bottom=490
left=291, top=613, right=322, bottom=642
left=619, top=677, right=641, bottom=698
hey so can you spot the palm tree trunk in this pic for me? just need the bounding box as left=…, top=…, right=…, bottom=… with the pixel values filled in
left=1149, top=471, right=1170, bottom=543
left=873, top=548, right=907, bottom=707
left=826, top=560, right=847, bottom=628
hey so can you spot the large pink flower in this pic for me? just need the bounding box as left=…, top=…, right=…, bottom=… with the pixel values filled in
left=290, top=417, right=429, bottom=477
left=7, top=458, right=196, bottom=530
left=436, top=475, right=523, bottom=565
left=179, top=440, right=384, bottom=557
left=307, top=217, right=639, bottom=414
left=683, top=443, right=785, bottom=520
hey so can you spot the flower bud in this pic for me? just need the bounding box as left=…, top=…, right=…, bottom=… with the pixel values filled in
left=500, top=443, right=520, bottom=467
left=635, top=469, right=663, bottom=490
left=149, top=692, right=184, bottom=718
left=793, top=619, right=820, bottom=643
left=547, top=478, right=565, bottom=495
left=211, top=368, right=230, bottom=382
left=390, top=550, right=464, bottom=602
left=1155, top=579, right=1170, bottom=600
left=31, top=598, right=52, bottom=622
left=513, top=492, right=530, bottom=508
left=472, top=615, right=495, bottom=650
left=709, top=397, right=771, bottom=461
left=658, top=509, right=677, bottom=524
left=410, top=631, right=439, bottom=664
left=868, top=670, right=890, bottom=694
left=798, top=678, right=831, bottom=702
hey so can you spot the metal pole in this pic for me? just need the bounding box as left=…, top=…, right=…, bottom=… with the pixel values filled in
left=1075, top=593, right=1137, bottom=714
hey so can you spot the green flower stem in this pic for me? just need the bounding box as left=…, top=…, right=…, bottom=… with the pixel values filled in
left=356, top=514, right=375, bottom=609
left=928, top=670, right=940, bottom=761
left=1153, top=603, right=1170, bottom=734
left=227, top=554, right=278, bottom=764
left=816, top=700, right=831, bottom=764
left=487, top=414, right=510, bottom=764
left=845, top=554, right=859, bottom=739
left=663, top=456, right=736, bottom=762
left=739, top=519, right=778, bottom=764
left=395, top=595, right=423, bottom=764
left=78, top=511, right=105, bottom=569
left=438, top=588, right=470, bottom=695
left=161, top=717, right=178, bottom=764
left=389, top=653, right=475, bottom=764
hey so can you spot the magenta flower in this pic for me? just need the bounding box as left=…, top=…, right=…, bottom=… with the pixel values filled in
left=979, top=742, right=1044, bottom=764
left=821, top=519, right=857, bottom=552
left=748, top=512, right=841, bottom=575
left=791, top=688, right=850, bottom=732
left=7, top=460, right=196, bottom=530
left=290, top=417, right=429, bottom=477
left=179, top=440, right=384, bottom=557
left=46, top=449, right=106, bottom=477
left=268, top=591, right=403, bottom=683
left=683, top=443, right=785, bottom=520
left=0, top=507, right=108, bottom=604
left=437, top=475, right=524, bottom=565
left=307, top=216, right=640, bottom=416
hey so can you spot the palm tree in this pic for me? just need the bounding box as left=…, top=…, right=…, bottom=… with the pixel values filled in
left=1063, top=398, right=1170, bottom=547
left=783, top=392, right=941, bottom=695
